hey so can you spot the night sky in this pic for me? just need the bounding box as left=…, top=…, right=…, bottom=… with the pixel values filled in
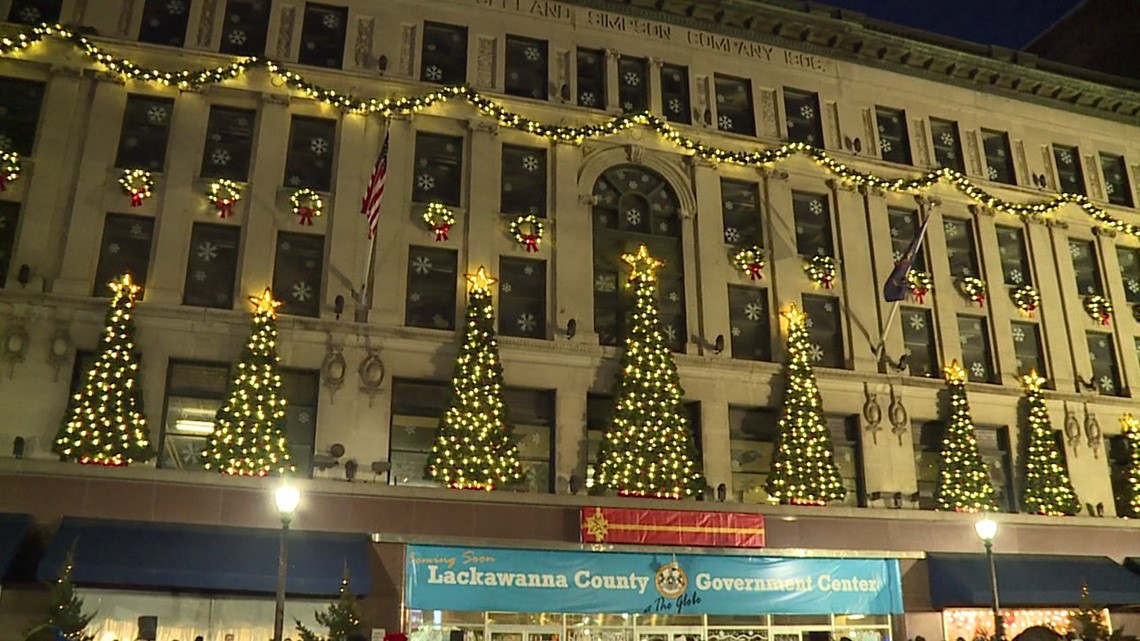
left=811, top=0, right=1084, bottom=49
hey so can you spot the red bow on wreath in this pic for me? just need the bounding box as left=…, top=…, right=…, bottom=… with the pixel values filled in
left=521, top=234, right=539, bottom=252
left=297, top=207, right=316, bottom=226
left=215, top=199, right=235, bottom=218
left=974, top=294, right=986, bottom=307
left=747, top=262, right=763, bottom=281
left=0, top=175, right=7, bottom=192
left=1097, top=312, right=1110, bottom=326
left=433, top=222, right=451, bottom=241
left=820, top=276, right=834, bottom=289
left=912, top=288, right=928, bottom=304
left=130, top=191, right=144, bottom=207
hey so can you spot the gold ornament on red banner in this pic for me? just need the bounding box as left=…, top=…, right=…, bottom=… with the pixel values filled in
left=0, top=150, right=20, bottom=192
left=732, top=245, right=766, bottom=280
left=423, top=202, right=456, bottom=242
left=290, top=189, right=323, bottom=226
left=509, top=214, right=545, bottom=252
left=207, top=179, right=242, bottom=218
left=118, top=168, right=153, bottom=207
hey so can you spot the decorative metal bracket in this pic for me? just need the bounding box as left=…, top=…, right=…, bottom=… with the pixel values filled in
left=862, top=382, right=882, bottom=445
left=888, top=386, right=909, bottom=446
left=321, top=335, right=347, bottom=401
left=1063, top=402, right=1081, bottom=456
left=358, top=348, right=386, bottom=407
left=1084, top=404, right=1102, bottom=458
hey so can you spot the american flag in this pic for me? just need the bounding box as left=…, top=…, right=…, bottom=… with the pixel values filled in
left=360, top=129, right=389, bottom=239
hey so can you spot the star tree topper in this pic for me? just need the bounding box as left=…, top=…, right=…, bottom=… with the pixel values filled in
left=1022, top=368, right=1047, bottom=391
left=110, top=272, right=142, bottom=299
left=465, top=266, right=497, bottom=293
left=622, top=244, right=664, bottom=283
left=782, top=303, right=806, bottom=327
left=945, top=359, right=968, bottom=384
left=249, top=287, right=283, bottom=316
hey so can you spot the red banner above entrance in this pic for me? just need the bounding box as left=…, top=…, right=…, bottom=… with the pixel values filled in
left=580, top=507, right=766, bottom=548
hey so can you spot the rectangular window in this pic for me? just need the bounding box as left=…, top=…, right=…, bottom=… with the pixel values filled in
left=915, top=423, right=1015, bottom=511
left=958, top=315, right=995, bottom=384
left=792, top=192, right=833, bottom=257
left=7, top=0, right=61, bottom=25
left=1088, top=332, right=1123, bottom=397
left=728, top=406, right=777, bottom=504
left=283, top=116, right=336, bottom=191
left=1069, top=239, right=1103, bottom=296
left=420, top=22, right=468, bottom=85
left=281, top=369, right=319, bottom=477
left=930, top=118, right=964, bottom=173
left=1118, top=246, right=1140, bottom=304
left=783, top=88, right=823, bottom=146
left=297, top=3, right=347, bottom=68
left=1053, top=144, right=1085, bottom=195
left=138, top=0, right=190, bottom=47
left=272, top=232, right=324, bottom=318
left=996, top=226, right=1032, bottom=286
left=412, top=132, right=463, bottom=206
left=1012, top=321, right=1046, bottom=378
left=944, top=218, right=980, bottom=279
left=505, top=387, right=555, bottom=493
left=875, top=106, right=910, bottom=165
left=888, top=208, right=926, bottom=273
left=219, top=0, right=270, bottom=56
left=0, top=202, right=19, bottom=288
left=830, top=416, right=866, bottom=507
left=500, top=145, right=546, bottom=216
left=183, top=223, right=240, bottom=309
left=115, top=95, right=175, bottom=171
left=389, top=379, right=448, bottom=487
left=981, top=129, right=1015, bottom=185
left=720, top=179, right=762, bottom=248
left=660, top=64, right=690, bottom=124
left=1101, top=153, right=1134, bottom=207
left=161, top=360, right=230, bottom=472
left=0, top=77, right=45, bottom=156
left=1110, top=433, right=1131, bottom=517
left=94, top=214, right=155, bottom=297
left=576, top=48, right=606, bottom=110
left=714, top=74, right=755, bottom=136
left=727, top=285, right=770, bottom=362
left=405, top=246, right=457, bottom=330
left=902, top=307, right=937, bottom=378
left=617, top=57, right=649, bottom=114
left=802, top=294, right=844, bottom=369
left=504, top=35, right=547, bottom=100
left=200, top=106, right=256, bottom=181
left=498, top=257, right=546, bottom=339
left=586, top=394, right=701, bottom=492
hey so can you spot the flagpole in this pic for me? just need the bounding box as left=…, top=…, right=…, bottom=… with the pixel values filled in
left=874, top=201, right=937, bottom=363
left=360, top=230, right=378, bottom=310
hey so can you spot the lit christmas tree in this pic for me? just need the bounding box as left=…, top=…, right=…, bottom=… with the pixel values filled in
left=1020, top=370, right=1080, bottom=516
left=53, top=273, right=153, bottom=466
left=426, top=266, right=522, bottom=490
left=1121, top=414, right=1140, bottom=518
left=765, top=304, right=846, bottom=505
left=296, top=569, right=364, bottom=641
left=27, top=548, right=94, bottom=641
left=1069, top=584, right=1115, bottom=641
left=202, top=288, right=294, bottom=476
left=595, top=245, right=705, bottom=499
left=936, top=361, right=998, bottom=512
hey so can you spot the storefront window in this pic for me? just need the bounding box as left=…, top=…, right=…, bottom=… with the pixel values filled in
left=943, top=608, right=1105, bottom=641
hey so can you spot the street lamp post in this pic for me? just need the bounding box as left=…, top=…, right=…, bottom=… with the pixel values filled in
left=974, top=517, right=1003, bottom=641
left=273, top=485, right=301, bottom=641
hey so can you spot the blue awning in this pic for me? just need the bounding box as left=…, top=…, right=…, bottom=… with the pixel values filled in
left=927, top=552, right=1140, bottom=608
left=37, top=517, right=373, bottom=597
left=0, top=513, right=32, bottom=580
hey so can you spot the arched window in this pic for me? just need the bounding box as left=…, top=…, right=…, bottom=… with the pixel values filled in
left=591, top=165, right=686, bottom=351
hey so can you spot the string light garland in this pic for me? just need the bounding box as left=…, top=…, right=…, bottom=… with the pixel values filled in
left=907, top=270, right=933, bottom=303
left=118, top=168, right=153, bottom=207
left=423, top=202, right=456, bottom=242
left=426, top=266, right=523, bottom=491
left=290, top=188, right=323, bottom=226
left=0, top=150, right=20, bottom=191
left=201, top=288, right=295, bottom=477
left=958, top=277, right=987, bottom=306
left=1121, top=414, right=1140, bottom=518
left=3, top=23, right=1139, bottom=240
left=595, top=244, right=705, bottom=499
left=936, top=360, right=998, bottom=512
left=804, top=255, right=837, bottom=289
left=732, top=245, right=766, bottom=280
left=765, top=303, right=846, bottom=506
left=1083, top=295, right=1113, bottom=326
left=208, top=178, right=242, bottom=218
left=509, top=214, right=544, bottom=252
left=1020, top=370, right=1080, bottom=516
left=1012, top=285, right=1041, bottom=317
left=52, top=273, right=153, bottom=467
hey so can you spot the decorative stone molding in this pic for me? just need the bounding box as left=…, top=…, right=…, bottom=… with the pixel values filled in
left=466, top=119, right=499, bottom=135
left=968, top=204, right=994, bottom=218
left=912, top=119, right=931, bottom=167
left=862, top=383, right=883, bottom=444
left=693, top=75, right=711, bottom=126
left=47, top=324, right=72, bottom=383
left=758, top=167, right=789, bottom=181
left=887, top=387, right=909, bottom=446
left=1064, top=402, right=1081, bottom=455
left=196, top=0, right=217, bottom=47
left=261, top=93, right=291, bottom=108
left=857, top=184, right=885, bottom=198
left=276, top=5, right=296, bottom=60
left=358, top=349, right=386, bottom=407
left=861, top=108, right=876, bottom=157
left=322, top=338, right=347, bottom=400
left=965, top=130, right=982, bottom=176
left=1014, top=140, right=1029, bottom=186
left=115, top=0, right=134, bottom=37
left=1041, top=145, right=1058, bottom=191
left=625, top=144, right=644, bottom=165
left=555, top=49, right=571, bottom=103
left=824, top=101, right=841, bottom=150
left=1093, top=225, right=1117, bottom=238
left=826, top=178, right=855, bottom=193
left=1084, top=405, right=1102, bottom=458
left=759, top=89, right=779, bottom=138
left=399, top=23, right=417, bottom=77
left=353, top=16, right=374, bottom=68
left=1085, top=154, right=1104, bottom=200
left=476, top=36, right=497, bottom=89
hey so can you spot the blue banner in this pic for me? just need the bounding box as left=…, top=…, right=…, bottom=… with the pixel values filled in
left=406, top=545, right=903, bottom=615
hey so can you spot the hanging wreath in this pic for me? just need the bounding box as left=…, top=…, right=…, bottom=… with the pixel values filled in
left=509, top=214, right=544, bottom=252
left=958, top=277, right=987, bottom=307
left=732, top=245, right=766, bottom=280
left=0, top=150, right=20, bottom=192
left=290, top=189, right=324, bottom=226
left=118, top=168, right=154, bottom=207
left=207, top=179, right=242, bottom=218
left=423, top=202, right=456, bottom=242
left=1084, top=295, right=1113, bottom=326
left=906, top=270, right=933, bottom=303
left=1011, top=285, right=1041, bottom=317
left=804, top=255, right=837, bottom=289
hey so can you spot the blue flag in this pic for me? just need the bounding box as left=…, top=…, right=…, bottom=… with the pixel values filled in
left=883, top=215, right=931, bottom=302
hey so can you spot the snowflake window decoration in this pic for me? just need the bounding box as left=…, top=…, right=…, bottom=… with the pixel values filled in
left=509, top=214, right=545, bottom=252
left=731, top=326, right=741, bottom=337
left=1084, top=295, right=1113, bottom=326
left=723, top=227, right=741, bottom=244
left=668, top=98, right=683, bottom=114
left=718, top=115, right=733, bottom=130
left=422, top=202, right=456, bottom=242
left=879, top=139, right=892, bottom=154
left=970, top=362, right=987, bottom=379
left=290, top=189, right=324, bottom=226
left=808, top=199, right=824, bottom=215
left=416, top=173, right=435, bottom=191
left=1012, top=285, right=1041, bottom=317
left=579, top=92, right=596, bottom=106
left=411, top=256, right=433, bottom=275
left=118, top=169, right=154, bottom=207
left=210, top=148, right=231, bottom=166
left=0, top=151, right=21, bottom=192
left=958, top=277, right=987, bottom=307
left=146, top=105, right=168, bottom=123
left=292, top=281, right=312, bottom=301
left=907, top=313, right=925, bottom=331
left=804, top=255, right=837, bottom=289
left=625, top=208, right=642, bottom=225
left=516, top=313, right=537, bottom=333
left=524, top=47, right=541, bottom=62
left=322, top=12, right=339, bottom=28
left=743, top=302, right=763, bottom=321
left=732, top=245, right=765, bottom=281
left=808, top=344, right=825, bottom=362
left=1011, top=325, right=1025, bottom=343
left=940, top=132, right=954, bottom=146
left=799, top=104, right=815, bottom=120
left=197, top=241, right=219, bottom=262
left=623, top=72, right=640, bottom=86
left=594, top=274, right=616, bottom=292
left=986, top=166, right=999, bottom=180
left=20, top=7, right=40, bottom=22
left=424, top=65, right=443, bottom=81
left=228, top=29, right=247, bottom=45
left=309, top=137, right=328, bottom=155
left=207, top=179, right=242, bottom=218
left=522, top=155, right=540, bottom=172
